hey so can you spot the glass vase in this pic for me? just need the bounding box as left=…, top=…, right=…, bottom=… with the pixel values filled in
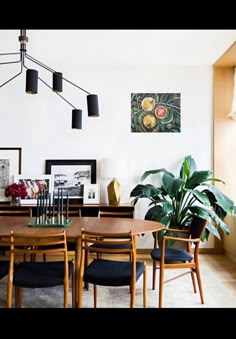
left=10, top=196, right=21, bottom=206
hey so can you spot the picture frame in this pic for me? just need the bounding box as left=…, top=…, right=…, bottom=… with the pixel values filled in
left=14, top=175, right=53, bottom=205
left=0, top=147, right=22, bottom=202
left=83, top=184, right=100, bottom=204
left=45, top=159, right=96, bottom=203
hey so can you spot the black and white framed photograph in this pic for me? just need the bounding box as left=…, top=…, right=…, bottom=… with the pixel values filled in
left=0, top=147, right=22, bottom=202
left=83, top=184, right=100, bottom=204
left=45, top=159, right=96, bottom=203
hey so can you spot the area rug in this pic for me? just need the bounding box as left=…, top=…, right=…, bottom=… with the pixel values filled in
left=1, top=265, right=236, bottom=308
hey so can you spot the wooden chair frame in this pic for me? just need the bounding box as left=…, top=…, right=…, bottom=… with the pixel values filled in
left=7, top=230, right=75, bottom=308
left=78, top=229, right=146, bottom=308
left=152, top=217, right=207, bottom=308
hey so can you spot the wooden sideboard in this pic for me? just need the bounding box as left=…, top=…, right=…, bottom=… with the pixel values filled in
left=0, top=202, right=134, bottom=218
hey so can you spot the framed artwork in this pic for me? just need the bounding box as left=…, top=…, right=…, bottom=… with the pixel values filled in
left=14, top=175, right=53, bottom=205
left=131, top=93, right=181, bottom=133
left=45, top=159, right=96, bottom=203
left=83, top=184, right=100, bottom=204
left=0, top=147, right=22, bottom=202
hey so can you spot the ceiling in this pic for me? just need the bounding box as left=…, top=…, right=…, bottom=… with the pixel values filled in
left=1, top=29, right=236, bottom=67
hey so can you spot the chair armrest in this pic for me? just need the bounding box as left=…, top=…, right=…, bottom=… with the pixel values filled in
left=163, top=228, right=190, bottom=234
left=163, top=235, right=200, bottom=243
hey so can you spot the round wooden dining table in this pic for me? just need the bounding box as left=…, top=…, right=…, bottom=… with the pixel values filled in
left=0, top=216, right=164, bottom=306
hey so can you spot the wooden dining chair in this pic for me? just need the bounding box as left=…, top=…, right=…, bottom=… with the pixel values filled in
left=42, top=209, right=81, bottom=262
left=78, top=229, right=146, bottom=308
left=151, top=215, right=207, bottom=308
left=7, top=230, right=75, bottom=308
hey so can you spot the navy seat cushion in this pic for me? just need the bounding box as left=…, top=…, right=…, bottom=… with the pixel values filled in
left=84, top=258, right=144, bottom=286
left=151, top=248, right=193, bottom=263
left=0, top=261, right=10, bottom=279
left=13, top=261, right=73, bottom=288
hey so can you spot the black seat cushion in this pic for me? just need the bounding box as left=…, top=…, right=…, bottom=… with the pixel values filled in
left=13, top=261, right=73, bottom=288
left=0, top=261, right=10, bottom=279
left=83, top=258, right=144, bottom=286
left=151, top=248, right=193, bottom=263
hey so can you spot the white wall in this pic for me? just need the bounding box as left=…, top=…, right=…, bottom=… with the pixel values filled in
left=0, top=32, right=214, bottom=248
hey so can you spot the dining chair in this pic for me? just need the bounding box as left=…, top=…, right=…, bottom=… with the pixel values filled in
left=7, top=230, right=75, bottom=308
left=42, top=209, right=81, bottom=262
left=78, top=229, right=146, bottom=308
left=151, top=215, right=207, bottom=308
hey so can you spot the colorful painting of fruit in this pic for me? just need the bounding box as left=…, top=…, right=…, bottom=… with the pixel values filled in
left=131, top=93, right=181, bottom=133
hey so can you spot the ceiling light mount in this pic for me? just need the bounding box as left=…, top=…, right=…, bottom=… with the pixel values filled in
left=0, top=29, right=99, bottom=129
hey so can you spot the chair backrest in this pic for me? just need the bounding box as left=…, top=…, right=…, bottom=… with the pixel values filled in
left=189, top=215, right=207, bottom=240
left=99, top=210, right=134, bottom=218
left=0, top=208, right=32, bottom=217
left=9, top=230, right=68, bottom=260
left=81, top=229, right=136, bottom=257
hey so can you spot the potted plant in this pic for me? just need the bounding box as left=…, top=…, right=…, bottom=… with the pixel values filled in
left=130, top=155, right=234, bottom=244
left=5, top=183, right=27, bottom=206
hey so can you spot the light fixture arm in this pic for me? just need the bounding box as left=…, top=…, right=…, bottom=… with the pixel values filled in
left=0, top=29, right=99, bottom=129
left=25, top=53, right=91, bottom=95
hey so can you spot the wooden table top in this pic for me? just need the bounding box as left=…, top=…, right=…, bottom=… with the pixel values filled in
left=0, top=216, right=164, bottom=239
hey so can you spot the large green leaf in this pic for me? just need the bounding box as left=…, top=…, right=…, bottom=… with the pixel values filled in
left=141, top=168, right=174, bottom=183
left=185, top=170, right=212, bottom=189
left=145, top=205, right=172, bottom=221
left=207, top=209, right=230, bottom=235
left=185, top=189, right=210, bottom=206
left=203, top=184, right=234, bottom=214
left=162, top=173, right=184, bottom=198
left=130, top=184, right=161, bottom=200
left=205, top=221, right=220, bottom=239
left=180, top=155, right=197, bottom=180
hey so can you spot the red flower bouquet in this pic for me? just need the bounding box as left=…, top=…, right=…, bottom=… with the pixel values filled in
left=5, top=183, right=27, bottom=198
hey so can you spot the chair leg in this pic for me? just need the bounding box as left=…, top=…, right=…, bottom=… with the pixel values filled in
left=93, top=285, right=97, bottom=308
left=143, top=263, right=147, bottom=308
left=84, top=250, right=89, bottom=290
left=64, top=278, right=69, bottom=308
left=190, top=269, right=197, bottom=293
left=15, top=287, right=23, bottom=308
left=130, top=279, right=136, bottom=308
left=195, top=265, right=204, bottom=304
left=152, top=260, right=156, bottom=290
left=7, top=276, right=13, bottom=308
left=72, top=266, right=76, bottom=308
left=159, top=266, right=164, bottom=308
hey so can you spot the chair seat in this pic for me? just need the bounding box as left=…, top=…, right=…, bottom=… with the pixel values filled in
left=151, top=248, right=193, bottom=263
left=0, top=261, right=10, bottom=279
left=13, top=261, right=73, bottom=288
left=84, top=258, right=144, bottom=286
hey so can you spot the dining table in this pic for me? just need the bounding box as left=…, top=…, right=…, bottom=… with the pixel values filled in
left=0, top=215, right=164, bottom=307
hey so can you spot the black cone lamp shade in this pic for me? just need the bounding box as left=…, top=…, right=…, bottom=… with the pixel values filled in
left=87, top=94, right=99, bottom=117
left=26, top=69, right=38, bottom=94
left=72, top=109, right=82, bottom=129
left=53, top=72, right=63, bottom=92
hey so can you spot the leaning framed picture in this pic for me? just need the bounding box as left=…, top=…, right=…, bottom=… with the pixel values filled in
left=0, top=147, right=22, bottom=202
left=83, top=184, right=100, bottom=204
left=14, top=175, right=53, bottom=205
left=45, top=159, right=96, bottom=203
